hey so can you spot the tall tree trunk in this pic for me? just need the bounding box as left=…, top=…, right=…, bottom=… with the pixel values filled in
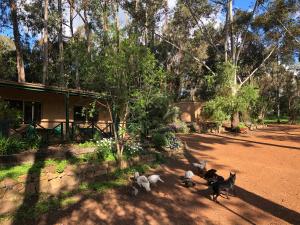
left=102, top=0, right=108, bottom=46
left=68, top=0, right=79, bottom=88
left=231, top=112, right=240, bottom=130
left=163, top=0, right=168, bottom=32
left=9, top=0, right=25, bottom=83
left=42, top=0, right=49, bottom=84
left=83, top=0, right=91, bottom=55
left=113, top=0, right=120, bottom=50
left=58, top=0, right=64, bottom=86
left=224, top=1, right=229, bottom=63
left=145, top=3, right=148, bottom=46
left=228, top=0, right=235, bottom=64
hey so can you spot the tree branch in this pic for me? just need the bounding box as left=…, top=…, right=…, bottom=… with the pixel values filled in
left=154, top=32, right=216, bottom=76
left=184, top=2, right=221, bottom=55
left=235, top=0, right=260, bottom=64
left=239, top=45, right=277, bottom=87
left=66, top=0, right=86, bottom=23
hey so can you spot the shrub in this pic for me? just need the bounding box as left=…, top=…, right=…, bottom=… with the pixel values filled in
left=0, top=134, right=42, bottom=156
left=124, top=142, right=143, bottom=158
left=169, top=120, right=190, bottom=134
left=165, top=132, right=182, bottom=149
left=0, top=136, right=26, bottom=155
left=151, top=132, right=167, bottom=148
left=96, top=138, right=115, bottom=161
left=187, top=122, right=201, bottom=133
left=78, top=141, right=97, bottom=148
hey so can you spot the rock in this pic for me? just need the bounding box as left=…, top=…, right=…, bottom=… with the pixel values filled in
left=47, top=172, right=59, bottom=181
left=48, top=178, right=62, bottom=195
left=17, top=174, right=28, bottom=183
left=40, top=178, right=50, bottom=193
left=94, top=169, right=107, bottom=177
left=60, top=175, right=78, bottom=191
left=3, top=178, right=18, bottom=190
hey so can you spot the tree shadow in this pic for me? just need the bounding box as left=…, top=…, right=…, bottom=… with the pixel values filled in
left=235, top=186, right=300, bottom=224
left=12, top=149, right=47, bottom=225
left=209, top=134, right=300, bottom=150
left=196, top=185, right=300, bottom=225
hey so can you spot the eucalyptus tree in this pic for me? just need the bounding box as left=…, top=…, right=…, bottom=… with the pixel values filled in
left=0, top=0, right=26, bottom=82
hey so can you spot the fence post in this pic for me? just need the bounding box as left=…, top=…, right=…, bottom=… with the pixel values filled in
left=60, top=122, right=64, bottom=140
left=92, top=121, right=95, bottom=140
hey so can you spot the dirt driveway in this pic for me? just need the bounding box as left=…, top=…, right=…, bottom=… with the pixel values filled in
left=35, top=125, right=300, bottom=225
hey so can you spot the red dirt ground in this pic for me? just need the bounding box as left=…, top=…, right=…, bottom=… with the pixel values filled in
left=23, top=125, right=300, bottom=224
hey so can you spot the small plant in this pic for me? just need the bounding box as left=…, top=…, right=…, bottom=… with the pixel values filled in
left=124, top=142, right=143, bottom=158
left=151, top=132, right=167, bottom=148
left=165, top=132, right=182, bottom=150
left=169, top=120, right=190, bottom=134
left=0, top=136, right=26, bottom=155
left=78, top=141, right=97, bottom=148
left=95, top=138, right=115, bottom=161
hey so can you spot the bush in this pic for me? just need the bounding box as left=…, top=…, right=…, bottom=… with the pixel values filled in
left=96, top=138, right=115, bottom=161
left=187, top=122, right=200, bottom=133
left=124, top=142, right=143, bottom=158
left=151, top=131, right=182, bottom=150
left=169, top=120, right=190, bottom=133
left=151, top=132, right=167, bottom=148
left=165, top=132, right=182, bottom=149
left=0, top=136, right=26, bottom=155
left=0, top=133, right=42, bottom=155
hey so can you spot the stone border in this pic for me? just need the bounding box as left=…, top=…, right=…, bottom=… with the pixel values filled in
left=0, top=145, right=95, bottom=166
left=0, top=154, right=156, bottom=215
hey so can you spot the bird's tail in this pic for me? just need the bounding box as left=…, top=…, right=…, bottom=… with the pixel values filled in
left=159, top=177, right=164, bottom=183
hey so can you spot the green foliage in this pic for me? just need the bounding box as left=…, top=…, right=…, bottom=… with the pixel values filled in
left=170, top=119, right=190, bottom=133
left=201, top=62, right=237, bottom=100
left=202, top=85, right=259, bottom=125
left=95, top=138, right=115, bottom=161
left=45, top=159, right=68, bottom=173
left=151, top=132, right=168, bottom=148
left=130, top=94, right=177, bottom=138
left=0, top=133, right=42, bottom=156
left=78, top=141, right=97, bottom=148
left=0, top=99, right=23, bottom=128
left=124, top=142, right=143, bottom=159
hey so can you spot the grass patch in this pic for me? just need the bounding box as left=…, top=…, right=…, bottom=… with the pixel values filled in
left=0, top=151, right=157, bottom=181
left=0, top=159, right=69, bottom=181
left=77, top=141, right=97, bottom=148
left=0, top=161, right=46, bottom=181
left=264, top=116, right=289, bottom=124
left=79, top=163, right=153, bottom=193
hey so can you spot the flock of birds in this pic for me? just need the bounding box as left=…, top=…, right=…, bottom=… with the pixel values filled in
left=130, top=159, right=237, bottom=202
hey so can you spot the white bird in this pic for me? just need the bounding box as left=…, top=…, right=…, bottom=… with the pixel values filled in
left=148, top=175, right=164, bottom=185
left=184, top=170, right=194, bottom=179
left=134, top=172, right=140, bottom=180
left=131, top=186, right=139, bottom=196
left=193, top=160, right=207, bottom=170
left=136, top=175, right=151, bottom=191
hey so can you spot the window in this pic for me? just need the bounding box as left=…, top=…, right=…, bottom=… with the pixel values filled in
left=7, top=100, right=23, bottom=111
left=74, top=106, right=85, bottom=122
left=74, top=106, right=99, bottom=123
left=24, top=102, right=42, bottom=123
left=5, top=100, right=41, bottom=124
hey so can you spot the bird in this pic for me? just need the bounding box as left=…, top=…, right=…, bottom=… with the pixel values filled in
left=192, top=160, right=207, bottom=170
left=148, top=175, right=164, bottom=185
left=182, top=178, right=196, bottom=187
left=131, top=186, right=139, bottom=196
left=134, top=172, right=140, bottom=180
left=184, top=170, right=194, bottom=179
left=136, top=175, right=151, bottom=192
